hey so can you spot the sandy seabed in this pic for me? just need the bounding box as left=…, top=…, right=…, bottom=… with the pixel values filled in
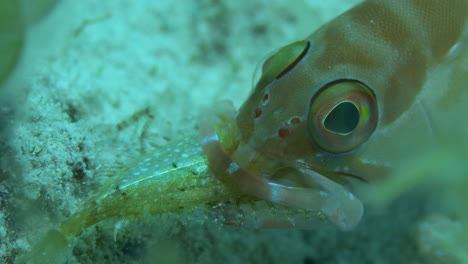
left=0, top=0, right=446, bottom=263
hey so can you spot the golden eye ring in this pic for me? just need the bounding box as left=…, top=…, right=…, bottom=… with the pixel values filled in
left=307, top=80, right=378, bottom=153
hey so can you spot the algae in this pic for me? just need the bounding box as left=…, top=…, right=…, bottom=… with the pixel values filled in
left=366, top=146, right=468, bottom=264
left=0, top=0, right=61, bottom=87
left=20, top=0, right=60, bottom=24
left=0, top=0, right=23, bottom=87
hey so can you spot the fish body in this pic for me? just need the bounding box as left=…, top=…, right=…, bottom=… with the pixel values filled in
left=201, top=0, right=468, bottom=230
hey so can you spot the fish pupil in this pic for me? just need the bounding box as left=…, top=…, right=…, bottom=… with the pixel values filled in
left=324, top=102, right=359, bottom=134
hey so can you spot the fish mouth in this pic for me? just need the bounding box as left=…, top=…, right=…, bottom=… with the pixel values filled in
left=199, top=101, right=364, bottom=231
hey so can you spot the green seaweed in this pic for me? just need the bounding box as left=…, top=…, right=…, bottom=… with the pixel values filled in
left=0, top=0, right=23, bottom=87
left=0, top=0, right=62, bottom=88
left=20, top=0, right=60, bottom=24
left=366, top=144, right=468, bottom=263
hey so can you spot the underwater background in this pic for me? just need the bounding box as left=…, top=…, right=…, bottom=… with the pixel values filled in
left=0, top=0, right=467, bottom=263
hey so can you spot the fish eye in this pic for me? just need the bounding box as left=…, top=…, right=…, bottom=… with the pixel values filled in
left=253, top=40, right=310, bottom=93
left=307, top=80, right=378, bottom=153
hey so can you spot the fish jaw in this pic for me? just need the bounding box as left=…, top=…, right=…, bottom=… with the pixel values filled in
left=199, top=101, right=363, bottom=231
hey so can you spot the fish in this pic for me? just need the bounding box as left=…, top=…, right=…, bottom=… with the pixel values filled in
left=18, top=136, right=321, bottom=263
left=19, top=0, right=468, bottom=262
left=200, top=0, right=468, bottom=231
